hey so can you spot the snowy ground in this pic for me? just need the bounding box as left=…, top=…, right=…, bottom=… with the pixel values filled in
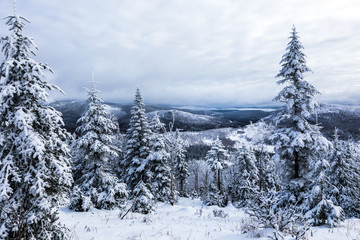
left=59, top=198, right=360, bottom=240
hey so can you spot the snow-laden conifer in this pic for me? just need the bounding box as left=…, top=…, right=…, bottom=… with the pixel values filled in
left=304, top=150, right=344, bottom=227
left=328, top=130, right=360, bottom=217
left=258, top=152, right=280, bottom=192
left=147, top=114, right=171, bottom=202
left=205, top=137, right=231, bottom=193
left=0, top=13, right=72, bottom=239
left=69, top=186, right=91, bottom=212
left=244, top=121, right=279, bottom=192
left=71, top=81, right=127, bottom=211
left=232, top=144, right=259, bottom=207
left=272, top=26, right=323, bottom=181
left=203, top=183, right=226, bottom=207
left=173, top=129, right=189, bottom=197
left=267, top=26, right=337, bottom=229
left=132, top=180, right=155, bottom=214
left=149, top=112, right=165, bottom=133
left=122, top=88, right=152, bottom=190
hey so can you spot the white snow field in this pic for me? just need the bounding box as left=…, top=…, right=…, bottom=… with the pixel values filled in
left=59, top=198, right=360, bottom=240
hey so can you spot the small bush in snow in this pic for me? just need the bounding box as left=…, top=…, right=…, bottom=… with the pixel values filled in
left=305, top=199, right=344, bottom=227
left=69, top=186, right=92, bottom=212
left=141, top=216, right=152, bottom=224
left=190, top=189, right=199, bottom=199
left=212, top=209, right=228, bottom=218
left=240, top=217, right=260, bottom=238
left=96, top=182, right=128, bottom=210
left=203, top=183, right=227, bottom=207
left=132, top=180, right=155, bottom=214
left=247, top=191, right=300, bottom=233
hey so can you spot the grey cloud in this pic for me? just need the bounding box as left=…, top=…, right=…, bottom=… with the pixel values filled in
left=0, top=0, right=359, bottom=106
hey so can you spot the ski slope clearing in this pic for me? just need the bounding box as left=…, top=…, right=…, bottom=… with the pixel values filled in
left=59, top=198, right=360, bottom=240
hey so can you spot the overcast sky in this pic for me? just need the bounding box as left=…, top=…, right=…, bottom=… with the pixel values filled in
left=0, top=0, right=359, bottom=107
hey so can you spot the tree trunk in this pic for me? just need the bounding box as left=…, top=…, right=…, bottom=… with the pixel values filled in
left=258, top=154, right=263, bottom=192
left=170, top=169, right=174, bottom=205
left=218, top=169, right=221, bottom=192
left=294, top=151, right=299, bottom=178
left=195, top=171, right=199, bottom=194
left=204, top=170, right=209, bottom=195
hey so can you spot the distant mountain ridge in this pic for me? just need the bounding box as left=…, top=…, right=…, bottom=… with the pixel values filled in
left=50, top=100, right=275, bottom=133
left=50, top=100, right=360, bottom=140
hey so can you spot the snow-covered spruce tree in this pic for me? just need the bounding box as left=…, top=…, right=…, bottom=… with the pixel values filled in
left=173, top=129, right=189, bottom=197
left=271, top=26, right=338, bottom=228
left=149, top=112, right=165, bottom=133
left=257, top=152, right=280, bottom=192
left=304, top=146, right=344, bottom=227
left=203, top=182, right=225, bottom=207
left=71, top=81, right=127, bottom=211
left=205, top=137, right=231, bottom=192
left=328, top=130, right=360, bottom=217
left=203, top=137, right=231, bottom=206
left=244, top=121, right=279, bottom=192
left=122, top=88, right=152, bottom=191
left=68, top=186, right=91, bottom=212
left=273, top=26, right=323, bottom=182
left=160, top=111, right=179, bottom=204
left=132, top=180, right=155, bottom=214
left=147, top=114, right=172, bottom=202
left=0, top=14, right=72, bottom=239
left=232, top=144, right=259, bottom=207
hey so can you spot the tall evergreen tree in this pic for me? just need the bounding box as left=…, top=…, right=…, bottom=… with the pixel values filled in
left=272, top=26, right=325, bottom=181
left=173, top=129, right=189, bottom=197
left=244, top=121, right=278, bottom=192
left=328, top=130, right=360, bottom=217
left=270, top=26, right=338, bottom=228
left=122, top=88, right=152, bottom=190
left=0, top=13, right=72, bottom=239
left=205, top=137, right=231, bottom=192
left=147, top=114, right=171, bottom=202
left=257, top=152, right=279, bottom=192
left=70, top=81, right=127, bottom=211
left=232, top=144, right=259, bottom=207
left=304, top=151, right=344, bottom=227
left=160, top=111, right=180, bottom=204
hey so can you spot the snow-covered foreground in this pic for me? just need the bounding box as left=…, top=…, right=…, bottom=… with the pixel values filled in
left=59, top=198, right=360, bottom=240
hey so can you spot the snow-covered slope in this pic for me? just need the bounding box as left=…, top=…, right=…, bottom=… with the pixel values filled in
left=59, top=197, right=360, bottom=240
left=180, top=128, right=243, bottom=147
left=147, top=110, right=232, bottom=131
left=148, top=110, right=217, bottom=124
